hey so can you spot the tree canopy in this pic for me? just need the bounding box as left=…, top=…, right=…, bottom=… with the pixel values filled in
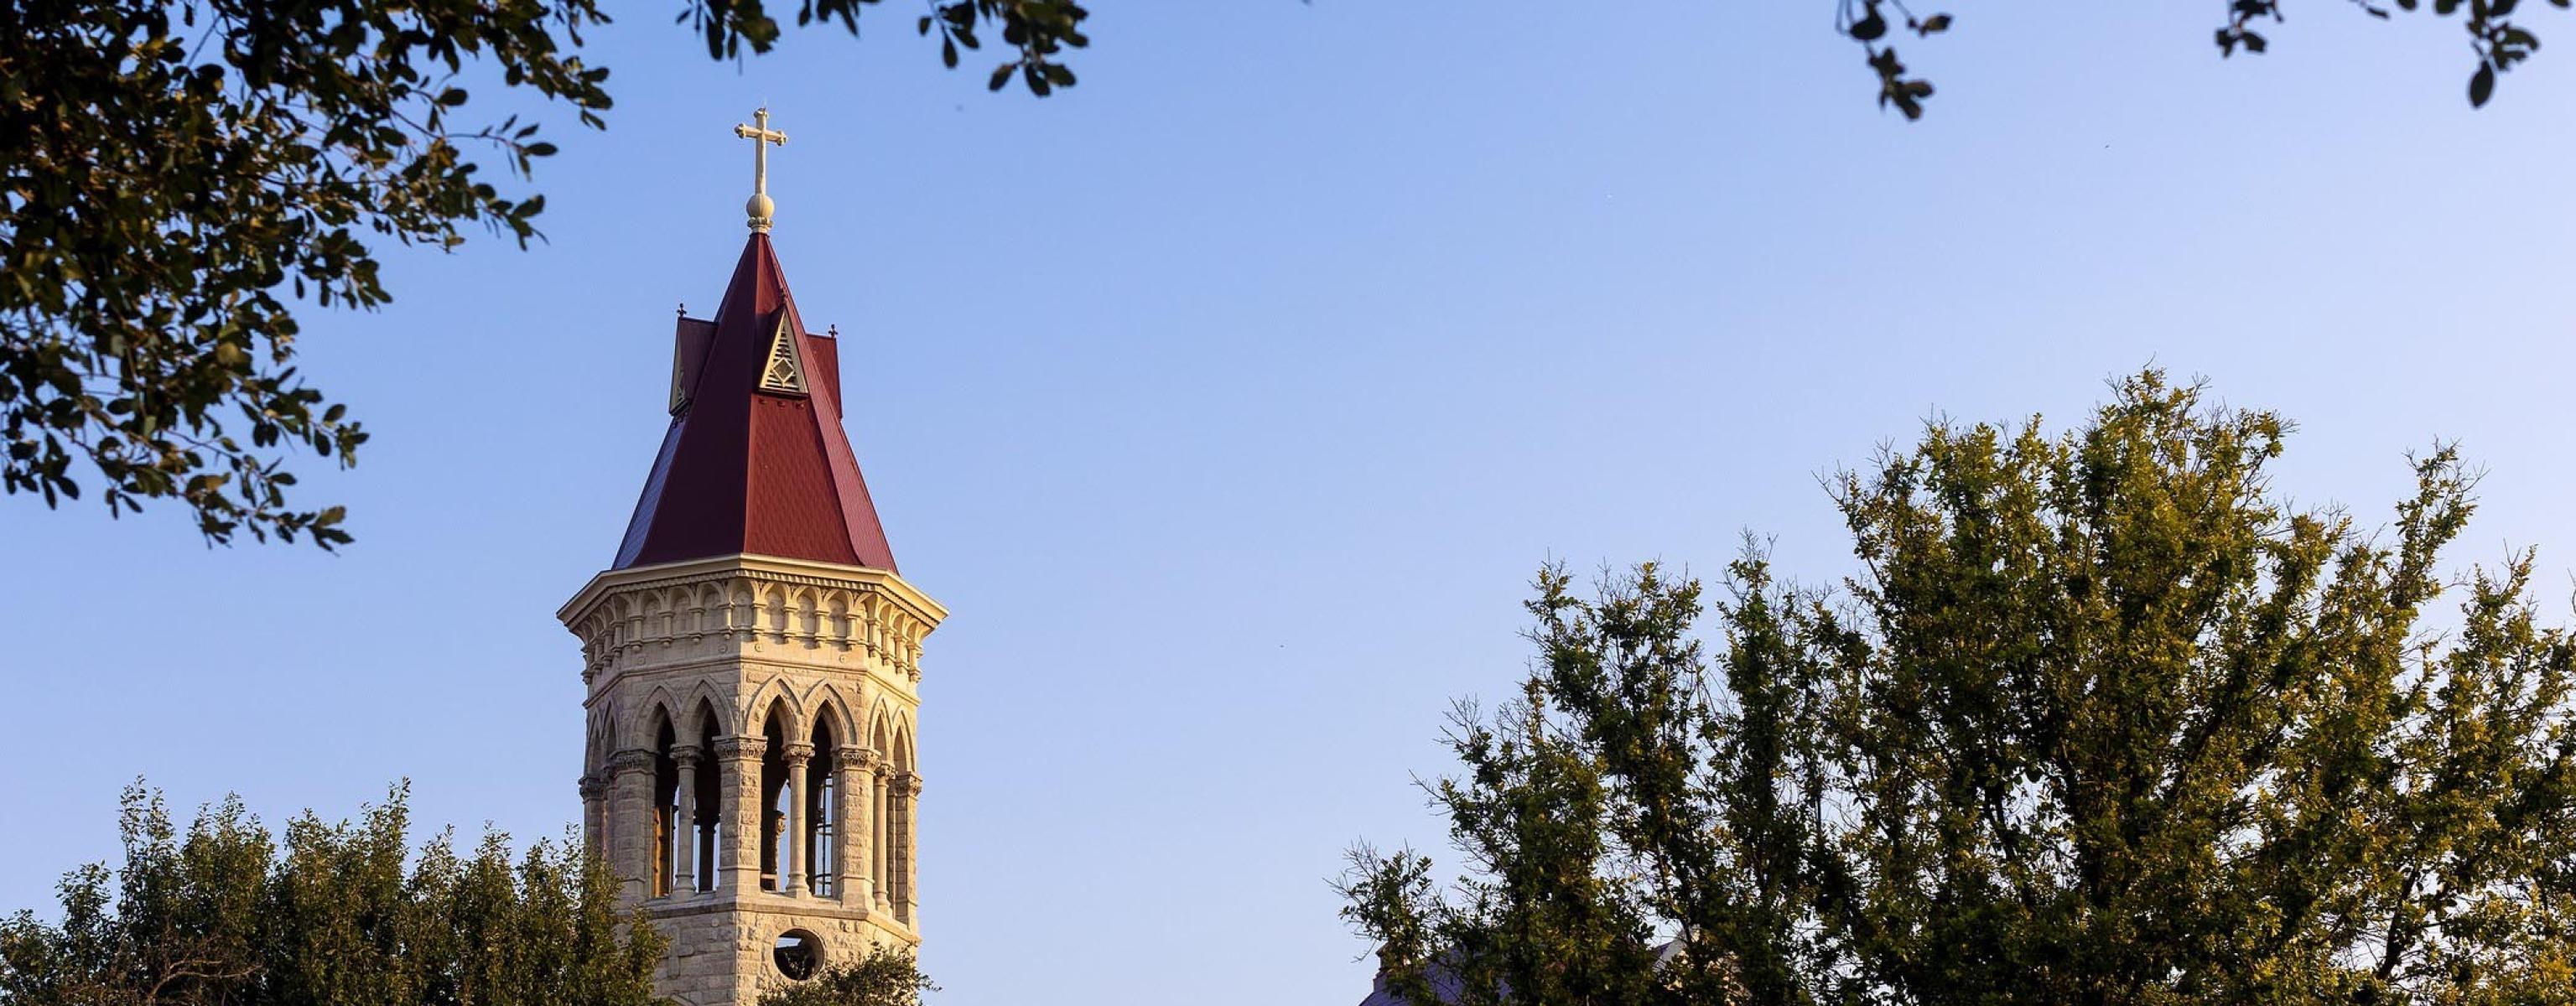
left=0, top=783, right=666, bottom=1006
left=1, top=2, right=2555, bottom=548
left=1847, top=0, right=2563, bottom=119
left=1341, top=371, right=2576, bottom=1005
left=756, top=948, right=937, bottom=1006
left=0, top=0, right=1086, bottom=548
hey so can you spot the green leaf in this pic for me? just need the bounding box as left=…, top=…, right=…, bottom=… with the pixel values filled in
left=1851, top=10, right=1888, bottom=41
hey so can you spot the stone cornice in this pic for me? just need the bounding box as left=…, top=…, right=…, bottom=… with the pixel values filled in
left=558, top=553, right=946, bottom=629
left=558, top=554, right=943, bottom=685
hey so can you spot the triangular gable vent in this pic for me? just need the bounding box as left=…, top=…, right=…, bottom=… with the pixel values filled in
left=759, top=315, right=808, bottom=394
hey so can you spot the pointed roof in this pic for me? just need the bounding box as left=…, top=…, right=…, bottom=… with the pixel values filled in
left=612, top=233, right=897, bottom=572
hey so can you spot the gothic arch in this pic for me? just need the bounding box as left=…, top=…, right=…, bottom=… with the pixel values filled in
left=641, top=589, right=672, bottom=638
left=585, top=704, right=616, bottom=773
left=866, top=704, right=896, bottom=759
left=807, top=684, right=858, bottom=744
left=695, top=583, right=728, bottom=633
left=740, top=675, right=808, bottom=739
left=642, top=697, right=678, bottom=744
left=679, top=683, right=728, bottom=741
left=824, top=592, right=852, bottom=646
left=803, top=697, right=845, bottom=899
left=884, top=719, right=917, bottom=924
left=627, top=686, right=683, bottom=750
left=754, top=693, right=800, bottom=746
left=679, top=693, right=724, bottom=895
left=760, top=583, right=793, bottom=636
left=788, top=586, right=821, bottom=640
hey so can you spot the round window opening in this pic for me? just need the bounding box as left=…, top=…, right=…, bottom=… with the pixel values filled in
left=773, top=931, right=823, bottom=981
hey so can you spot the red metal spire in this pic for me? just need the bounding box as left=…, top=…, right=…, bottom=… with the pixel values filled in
left=611, top=233, right=897, bottom=571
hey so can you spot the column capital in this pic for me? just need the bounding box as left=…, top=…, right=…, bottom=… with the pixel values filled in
left=892, top=771, right=923, bottom=797
left=781, top=742, right=817, bottom=765
left=669, top=744, right=704, bottom=767
left=606, top=749, right=658, bottom=777
left=577, top=774, right=609, bottom=801
left=713, top=735, right=766, bottom=761
left=834, top=744, right=874, bottom=769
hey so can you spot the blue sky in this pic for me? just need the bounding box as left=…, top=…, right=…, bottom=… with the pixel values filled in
left=7, top=3, right=2576, bottom=1003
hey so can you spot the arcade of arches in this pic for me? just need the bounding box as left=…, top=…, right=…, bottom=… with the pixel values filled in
left=575, top=687, right=922, bottom=926
left=623, top=699, right=919, bottom=919
left=563, top=557, right=945, bottom=1006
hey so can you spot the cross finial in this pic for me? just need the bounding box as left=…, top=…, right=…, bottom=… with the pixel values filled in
left=732, top=107, right=788, bottom=233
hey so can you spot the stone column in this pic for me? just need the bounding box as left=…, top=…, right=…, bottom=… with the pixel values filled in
left=670, top=744, right=702, bottom=895
left=578, top=773, right=608, bottom=860
left=781, top=742, right=814, bottom=895
left=836, top=747, right=876, bottom=907
left=896, top=771, right=922, bottom=926
left=605, top=749, right=659, bottom=903
left=872, top=765, right=892, bottom=907
left=713, top=735, right=766, bottom=893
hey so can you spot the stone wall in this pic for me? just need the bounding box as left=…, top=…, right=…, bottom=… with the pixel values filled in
left=562, top=554, right=944, bottom=1006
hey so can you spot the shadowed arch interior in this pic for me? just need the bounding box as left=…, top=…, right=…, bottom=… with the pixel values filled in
left=688, top=697, right=722, bottom=893
left=759, top=699, right=790, bottom=891
left=649, top=705, right=678, bottom=897
left=808, top=709, right=839, bottom=897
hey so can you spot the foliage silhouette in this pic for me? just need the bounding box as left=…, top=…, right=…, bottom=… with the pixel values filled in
left=1344, top=371, right=2576, bottom=1004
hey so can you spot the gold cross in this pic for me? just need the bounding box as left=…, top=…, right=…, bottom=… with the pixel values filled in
left=733, top=107, right=788, bottom=233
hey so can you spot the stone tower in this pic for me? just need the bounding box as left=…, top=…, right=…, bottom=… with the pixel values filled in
left=558, top=127, right=943, bottom=1006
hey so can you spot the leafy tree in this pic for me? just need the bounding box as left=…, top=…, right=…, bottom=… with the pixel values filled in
left=1342, top=371, right=2576, bottom=1005
left=1846, top=0, right=2565, bottom=119
left=756, top=946, right=937, bottom=1006
left=0, top=0, right=1086, bottom=548
left=2, top=1, right=2556, bottom=551
left=0, top=782, right=667, bottom=1006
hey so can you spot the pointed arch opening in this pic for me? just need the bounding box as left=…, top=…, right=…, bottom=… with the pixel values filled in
left=890, top=721, right=916, bottom=923
left=808, top=711, right=840, bottom=898
left=648, top=705, right=678, bottom=898
left=867, top=710, right=896, bottom=910
left=687, top=697, right=722, bottom=893
left=760, top=700, right=790, bottom=892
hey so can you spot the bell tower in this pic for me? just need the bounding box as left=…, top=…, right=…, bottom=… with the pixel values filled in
left=559, top=110, right=944, bottom=1006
